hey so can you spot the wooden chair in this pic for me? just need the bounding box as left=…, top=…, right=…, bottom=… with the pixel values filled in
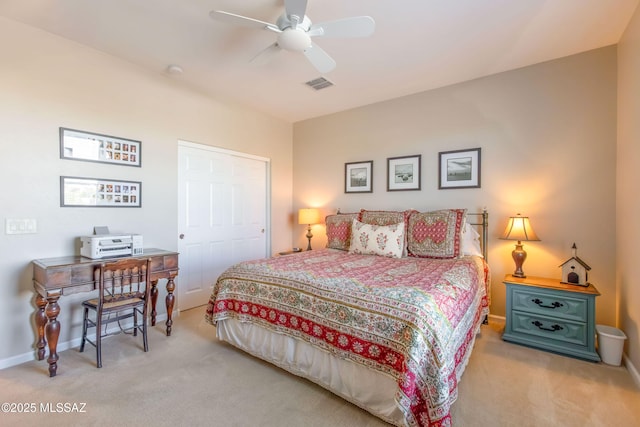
left=80, top=258, right=152, bottom=368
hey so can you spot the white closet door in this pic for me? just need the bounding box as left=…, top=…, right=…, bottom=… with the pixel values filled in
left=178, top=141, right=269, bottom=310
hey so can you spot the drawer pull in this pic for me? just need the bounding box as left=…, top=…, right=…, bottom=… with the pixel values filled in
left=532, top=320, right=563, bottom=332
left=531, top=298, right=564, bottom=309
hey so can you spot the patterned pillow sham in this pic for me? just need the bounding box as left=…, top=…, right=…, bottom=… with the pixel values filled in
left=358, top=209, right=413, bottom=227
left=325, top=213, right=359, bottom=251
left=349, top=219, right=405, bottom=259
left=407, top=209, right=467, bottom=259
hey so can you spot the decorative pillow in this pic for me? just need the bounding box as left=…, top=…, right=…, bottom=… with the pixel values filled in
left=325, top=213, right=359, bottom=251
left=359, top=209, right=415, bottom=256
left=349, top=219, right=405, bottom=259
left=461, top=222, right=483, bottom=257
left=407, top=209, right=467, bottom=259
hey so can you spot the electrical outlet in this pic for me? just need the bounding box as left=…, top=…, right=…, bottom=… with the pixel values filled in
left=5, top=218, right=37, bottom=234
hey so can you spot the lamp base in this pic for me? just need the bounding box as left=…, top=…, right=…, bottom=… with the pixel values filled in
left=306, top=225, right=313, bottom=251
left=511, top=242, right=527, bottom=278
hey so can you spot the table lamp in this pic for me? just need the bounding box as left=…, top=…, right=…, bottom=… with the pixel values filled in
left=298, top=208, right=321, bottom=250
left=500, top=213, right=540, bottom=278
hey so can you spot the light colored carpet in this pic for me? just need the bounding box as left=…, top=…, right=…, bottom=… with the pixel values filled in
left=1, top=307, right=638, bottom=427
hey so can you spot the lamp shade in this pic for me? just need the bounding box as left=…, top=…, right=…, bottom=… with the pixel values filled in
left=298, top=208, right=321, bottom=225
left=500, top=214, right=540, bottom=242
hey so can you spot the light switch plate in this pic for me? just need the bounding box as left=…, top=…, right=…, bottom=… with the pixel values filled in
left=5, top=218, right=37, bottom=234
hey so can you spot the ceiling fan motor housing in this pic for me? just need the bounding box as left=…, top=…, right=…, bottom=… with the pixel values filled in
left=276, top=14, right=311, bottom=31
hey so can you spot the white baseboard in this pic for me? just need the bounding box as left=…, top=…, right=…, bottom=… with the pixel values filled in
left=623, top=353, right=640, bottom=388
left=0, top=312, right=174, bottom=370
left=488, top=313, right=506, bottom=324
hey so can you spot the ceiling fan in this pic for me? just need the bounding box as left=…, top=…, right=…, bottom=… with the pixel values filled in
left=210, top=0, right=375, bottom=73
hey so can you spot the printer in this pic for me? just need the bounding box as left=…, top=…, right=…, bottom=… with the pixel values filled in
left=80, top=234, right=143, bottom=259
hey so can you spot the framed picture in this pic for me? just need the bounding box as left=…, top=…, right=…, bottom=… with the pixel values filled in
left=387, top=155, right=421, bottom=191
left=60, top=176, right=142, bottom=207
left=438, top=148, right=481, bottom=189
left=60, top=127, right=141, bottom=167
left=345, top=161, right=373, bottom=193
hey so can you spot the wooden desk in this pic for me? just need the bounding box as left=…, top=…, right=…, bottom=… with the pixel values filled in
left=33, top=248, right=179, bottom=377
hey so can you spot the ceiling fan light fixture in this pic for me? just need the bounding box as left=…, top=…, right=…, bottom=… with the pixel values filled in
left=277, top=29, right=311, bottom=52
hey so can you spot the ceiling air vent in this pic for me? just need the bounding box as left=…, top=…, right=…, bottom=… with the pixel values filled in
left=304, top=77, right=334, bottom=91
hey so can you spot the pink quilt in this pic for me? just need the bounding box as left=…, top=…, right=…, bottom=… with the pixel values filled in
left=205, top=249, right=489, bottom=427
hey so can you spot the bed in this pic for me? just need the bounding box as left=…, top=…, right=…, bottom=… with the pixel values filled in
left=205, top=209, right=490, bottom=427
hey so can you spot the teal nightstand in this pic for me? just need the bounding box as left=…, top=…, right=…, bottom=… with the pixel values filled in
left=502, top=274, right=600, bottom=362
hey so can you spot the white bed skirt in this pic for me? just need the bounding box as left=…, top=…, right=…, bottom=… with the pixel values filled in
left=216, top=318, right=407, bottom=426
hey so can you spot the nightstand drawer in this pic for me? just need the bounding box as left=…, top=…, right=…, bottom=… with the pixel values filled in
left=511, top=311, right=587, bottom=347
left=511, top=287, right=587, bottom=322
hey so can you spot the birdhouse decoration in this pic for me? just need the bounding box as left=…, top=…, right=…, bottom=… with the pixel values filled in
left=559, top=243, right=591, bottom=286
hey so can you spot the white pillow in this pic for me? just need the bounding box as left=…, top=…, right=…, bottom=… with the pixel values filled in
left=461, top=223, right=483, bottom=257
left=349, top=219, right=405, bottom=259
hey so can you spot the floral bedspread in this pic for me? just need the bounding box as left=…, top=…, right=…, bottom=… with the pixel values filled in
left=205, top=249, right=490, bottom=427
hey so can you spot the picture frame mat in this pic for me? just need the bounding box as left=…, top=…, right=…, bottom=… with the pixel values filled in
left=438, top=148, right=481, bottom=189
left=345, top=161, right=373, bottom=193
left=387, top=155, right=421, bottom=191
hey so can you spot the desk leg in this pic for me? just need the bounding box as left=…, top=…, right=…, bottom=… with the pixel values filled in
left=35, top=294, right=48, bottom=361
left=44, top=294, right=61, bottom=377
left=165, top=275, right=176, bottom=336
left=150, top=279, right=159, bottom=326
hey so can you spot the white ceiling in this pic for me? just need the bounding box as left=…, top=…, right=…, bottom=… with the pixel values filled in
left=1, top=0, right=638, bottom=123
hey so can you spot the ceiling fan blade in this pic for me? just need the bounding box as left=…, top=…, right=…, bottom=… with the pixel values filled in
left=309, top=16, right=375, bottom=38
left=250, top=43, right=282, bottom=66
left=210, top=10, right=280, bottom=32
left=303, top=43, right=336, bottom=73
left=285, top=0, right=308, bottom=26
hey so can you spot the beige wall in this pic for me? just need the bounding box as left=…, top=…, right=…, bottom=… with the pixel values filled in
left=618, top=5, right=640, bottom=374
left=2, top=10, right=636, bottom=379
left=293, top=47, right=618, bottom=328
left=0, top=17, right=292, bottom=364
